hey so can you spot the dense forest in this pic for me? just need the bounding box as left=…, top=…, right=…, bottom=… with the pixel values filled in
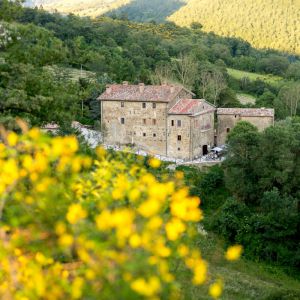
left=169, top=0, right=300, bottom=54
left=107, top=0, right=186, bottom=23
left=24, top=0, right=132, bottom=17
left=25, top=0, right=300, bottom=55
left=1, top=0, right=300, bottom=130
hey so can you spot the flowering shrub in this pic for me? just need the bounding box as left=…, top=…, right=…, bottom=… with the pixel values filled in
left=0, top=125, right=241, bottom=299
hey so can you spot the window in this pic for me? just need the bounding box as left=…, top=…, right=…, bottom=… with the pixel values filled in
left=121, top=118, right=125, bottom=124
left=177, top=135, right=182, bottom=141
left=152, top=119, right=156, bottom=125
left=142, top=103, right=146, bottom=108
left=177, top=120, right=182, bottom=127
left=171, top=120, right=174, bottom=126
left=143, top=133, right=146, bottom=137
left=121, top=102, right=125, bottom=108
left=227, top=128, right=231, bottom=133
left=153, top=103, right=156, bottom=109
left=143, top=119, right=146, bottom=125
left=153, top=133, right=157, bottom=137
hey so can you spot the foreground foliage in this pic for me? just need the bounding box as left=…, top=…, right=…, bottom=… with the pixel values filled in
left=0, top=125, right=234, bottom=299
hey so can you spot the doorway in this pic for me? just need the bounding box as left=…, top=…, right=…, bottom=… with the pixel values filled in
left=202, top=145, right=208, bottom=156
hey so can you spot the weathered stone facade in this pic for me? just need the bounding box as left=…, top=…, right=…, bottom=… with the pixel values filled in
left=99, top=84, right=275, bottom=159
left=99, top=83, right=215, bottom=160
left=217, top=108, right=275, bottom=145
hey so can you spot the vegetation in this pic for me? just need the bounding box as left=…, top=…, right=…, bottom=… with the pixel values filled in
left=24, top=0, right=132, bottom=18
left=1, top=0, right=300, bottom=128
left=107, top=0, right=187, bottom=23
left=227, top=68, right=284, bottom=87
left=206, top=120, right=300, bottom=272
left=1, top=1, right=300, bottom=298
left=0, top=125, right=246, bottom=299
left=169, top=0, right=300, bottom=54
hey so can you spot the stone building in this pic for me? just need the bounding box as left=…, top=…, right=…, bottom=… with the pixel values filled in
left=99, top=82, right=215, bottom=160
left=217, top=108, right=275, bottom=145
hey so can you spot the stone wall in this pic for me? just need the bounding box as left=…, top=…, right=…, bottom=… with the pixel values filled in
left=101, top=100, right=168, bottom=155
left=191, top=111, right=215, bottom=158
left=217, top=114, right=274, bottom=145
left=167, top=115, right=191, bottom=159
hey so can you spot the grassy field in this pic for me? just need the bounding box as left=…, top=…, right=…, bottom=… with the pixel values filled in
left=44, top=65, right=97, bottom=82
left=237, top=93, right=256, bottom=105
left=227, top=68, right=283, bottom=86
left=177, top=231, right=300, bottom=300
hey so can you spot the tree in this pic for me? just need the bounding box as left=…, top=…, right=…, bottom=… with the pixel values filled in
left=151, top=63, right=174, bottom=85
left=223, top=121, right=260, bottom=204
left=0, top=0, right=23, bottom=21
left=174, top=53, right=198, bottom=88
left=257, top=55, right=289, bottom=76
left=199, top=70, right=227, bottom=105
left=278, top=82, right=300, bottom=117
left=286, top=62, right=300, bottom=81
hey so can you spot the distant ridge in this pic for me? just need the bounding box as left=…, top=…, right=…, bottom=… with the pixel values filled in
left=24, top=0, right=132, bottom=17
left=24, top=0, right=300, bottom=54
left=168, top=0, right=300, bottom=54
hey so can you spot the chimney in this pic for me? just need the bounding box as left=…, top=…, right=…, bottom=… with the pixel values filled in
left=139, top=82, right=145, bottom=93
left=162, top=81, right=167, bottom=87
left=106, top=86, right=112, bottom=94
left=123, top=81, right=129, bottom=86
left=170, top=84, right=175, bottom=93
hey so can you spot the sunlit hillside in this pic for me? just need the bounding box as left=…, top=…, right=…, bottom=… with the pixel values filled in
left=25, top=0, right=131, bottom=17
left=169, top=0, right=300, bottom=54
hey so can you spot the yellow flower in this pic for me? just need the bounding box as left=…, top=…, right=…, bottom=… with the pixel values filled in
left=7, top=132, right=18, bottom=147
left=225, top=245, right=243, bottom=261
left=59, top=234, right=74, bottom=247
left=193, top=260, right=207, bottom=285
left=28, top=128, right=40, bottom=140
left=55, top=222, right=66, bottom=235
left=131, top=277, right=161, bottom=297
left=177, top=244, right=189, bottom=257
left=138, top=198, right=161, bottom=218
left=149, top=158, right=161, bottom=168
left=96, top=146, right=106, bottom=159
left=165, top=218, right=186, bottom=241
left=129, top=234, right=142, bottom=248
left=209, top=281, right=223, bottom=299
left=175, top=171, right=184, bottom=180
left=71, top=277, right=84, bottom=299
left=66, top=204, right=87, bottom=225
left=129, top=188, right=141, bottom=202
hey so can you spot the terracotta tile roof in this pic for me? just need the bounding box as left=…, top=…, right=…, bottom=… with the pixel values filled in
left=217, top=108, right=274, bottom=117
left=168, top=99, right=215, bottom=115
left=98, top=83, right=190, bottom=102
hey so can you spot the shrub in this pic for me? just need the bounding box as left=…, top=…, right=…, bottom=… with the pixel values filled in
left=0, top=125, right=228, bottom=299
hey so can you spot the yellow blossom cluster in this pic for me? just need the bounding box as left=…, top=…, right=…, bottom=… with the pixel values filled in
left=0, top=127, right=240, bottom=299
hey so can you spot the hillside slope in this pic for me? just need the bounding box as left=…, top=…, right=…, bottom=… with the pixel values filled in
left=169, top=0, right=300, bottom=54
left=106, top=0, right=187, bottom=23
left=24, top=0, right=131, bottom=17
left=24, top=0, right=300, bottom=54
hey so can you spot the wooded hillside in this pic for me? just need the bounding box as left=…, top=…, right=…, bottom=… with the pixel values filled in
left=25, top=0, right=132, bottom=17
left=169, top=0, right=300, bottom=54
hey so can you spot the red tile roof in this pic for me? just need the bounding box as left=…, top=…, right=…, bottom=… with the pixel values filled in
left=98, top=83, right=191, bottom=102
left=168, top=99, right=215, bottom=115
left=217, top=108, right=274, bottom=117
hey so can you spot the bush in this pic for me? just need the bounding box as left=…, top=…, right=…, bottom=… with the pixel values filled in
left=0, top=126, right=223, bottom=299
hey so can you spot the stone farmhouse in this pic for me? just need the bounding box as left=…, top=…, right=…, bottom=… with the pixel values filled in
left=217, top=108, right=275, bottom=146
left=98, top=83, right=275, bottom=160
